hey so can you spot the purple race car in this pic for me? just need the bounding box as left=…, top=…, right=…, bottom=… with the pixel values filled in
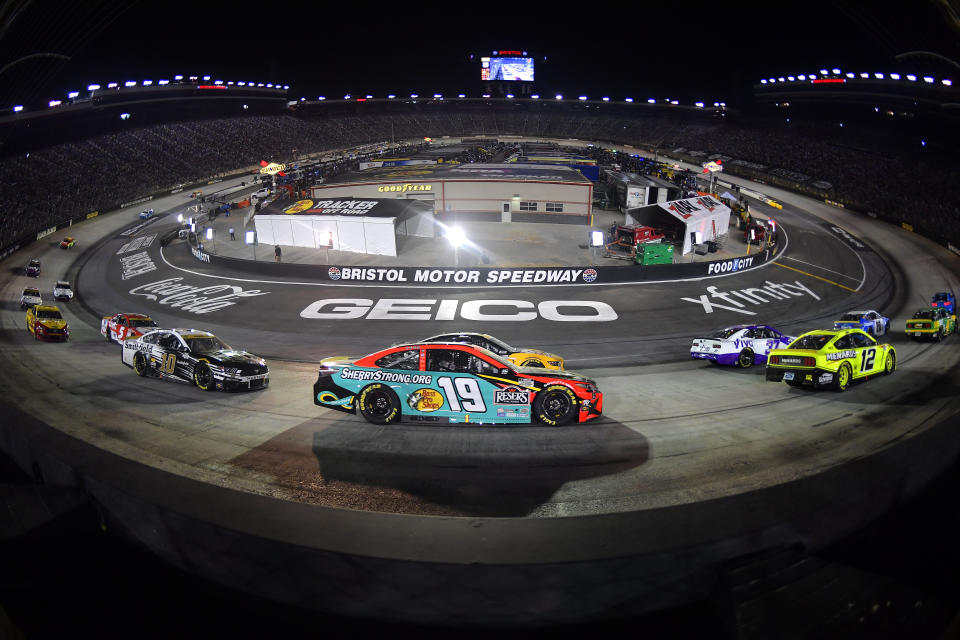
left=691, top=324, right=795, bottom=368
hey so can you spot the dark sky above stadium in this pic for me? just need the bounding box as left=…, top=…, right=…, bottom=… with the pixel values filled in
left=1, top=0, right=958, bottom=108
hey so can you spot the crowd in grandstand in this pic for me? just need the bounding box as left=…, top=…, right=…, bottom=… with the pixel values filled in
left=0, top=107, right=957, bottom=248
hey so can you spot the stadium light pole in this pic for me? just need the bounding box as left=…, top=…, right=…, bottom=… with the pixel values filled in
left=446, top=226, right=466, bottom=266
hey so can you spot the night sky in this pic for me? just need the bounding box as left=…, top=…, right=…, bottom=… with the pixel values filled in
left=0, top=0, right=958, bottom=108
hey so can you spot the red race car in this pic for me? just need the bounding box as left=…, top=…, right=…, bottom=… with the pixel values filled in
left=101, top=313, right=159, bottom=343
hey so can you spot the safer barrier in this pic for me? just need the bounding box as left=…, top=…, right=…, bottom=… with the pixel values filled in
left=184, top=237, right=780, bottom=286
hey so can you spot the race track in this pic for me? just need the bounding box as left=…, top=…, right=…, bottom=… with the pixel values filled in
left=2, top=169, right=959, bottom=624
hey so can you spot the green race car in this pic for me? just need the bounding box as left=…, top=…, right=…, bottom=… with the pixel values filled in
left=905, top=307, right=957, bottom=341
left=765, top=328, right=896, bottom=391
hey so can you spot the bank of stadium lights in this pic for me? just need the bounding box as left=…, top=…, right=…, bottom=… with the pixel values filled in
left=87, top=84, right=100, bottom=91
left=924, top=76, right=934, bottom=83
left=945, top=79, right=954, bottom=86
left=159, top=80, right=169, bottom=85
left=388, top=94, right=396, bottom=99
left=890, top=73, right=900, bottom=80
left=907, top=74, right=917, bottom=81
left=143, top=80, right=153, bottom=86
left=625, top=97, right=633, bottom=102
left=670, top=100, right=679, bottom=105
left=602, top=97, right=609, bottom=101
left=13, top=105, right=23, bottom=112
left=555, top=94, right=562, bottom=100
left=67, top=91, right=79, bottom=99
left=505, top=94, right=513, bottom=98
left=174, top=75, right=183, bottom=81
left=647, top=98, right=656, bottom=103
left=203, top=76, right=211, bottom=81
left=832, top=68, right=841, bottom=74
left=458, top=94, right=466, bottom=98
left=434, top=94, right=443, bottom=99
left=860, top=73, right=869, bottom=79
left=124, top=81, right=136, bottom=87
left=108, top=82, right=118, bottom=88
left=787, top=76, right=794, bottom=81
left=845, top=73, right=854, bottom=78
left=531, top=94, right=539, bottom=99
left=48, top=100, right=61, bottom=107
left=578, top=96, right=587, bottom=101
left=344, top=94, right=351, bottom=99
left=482, top=94, right=491, bottom=98
left=410, top=93, right=419, bottom=98
left=318, top=96, right=325, bottom=100
left=695, top=102, right=704, bottom=107
left=874, top=73, right=884, bottom=79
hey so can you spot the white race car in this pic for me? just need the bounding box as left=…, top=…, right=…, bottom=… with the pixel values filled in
left=691, top=324, right=795, bottom=368
left=20, top=287, right=42, bottom=309
left=53, top=280, right=74, bottom=301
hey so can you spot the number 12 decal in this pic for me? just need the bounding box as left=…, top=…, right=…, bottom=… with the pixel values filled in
left=859, top=348, right=875, bottom=373
left=437, top=376, right=487, bottom=413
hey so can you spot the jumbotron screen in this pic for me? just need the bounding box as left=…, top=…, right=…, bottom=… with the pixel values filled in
left=481, top=56, right=535, bottom=82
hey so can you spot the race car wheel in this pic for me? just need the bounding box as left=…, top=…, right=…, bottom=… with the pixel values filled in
left=883, top=351, right=896, bottom=375
left=357, top=383, right=401, bottom=425
left=534, top=384, right=579, bottom=427
left=133, top=352, right=149, bottom=377
left=736, top=348, right=754, bottom=368
left=834, top=362, right=852, bottom=392
left=105, top=329, right=113, bottom=343
left=193, top=363, right=215, bottom=391
left=937, top=327, right=944, bottom=342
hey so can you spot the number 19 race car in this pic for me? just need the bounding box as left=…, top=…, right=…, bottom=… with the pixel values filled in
left=690, top=324, right=794, bottom=368
left=765, top=328, right=895, bottom=391
left=314, top=342, right=602, bottom=426
left=122, top=328, right=269, bottom=391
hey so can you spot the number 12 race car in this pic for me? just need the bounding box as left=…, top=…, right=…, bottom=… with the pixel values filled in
left=314, top=342, right=602, bottom=426
left=765, top=328, right=895, bottom=391
left=122, top=328, right=269, bottom=391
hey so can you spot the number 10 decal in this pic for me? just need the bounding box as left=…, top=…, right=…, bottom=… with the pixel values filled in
left=437, top=376, right=487, bottom=413
left=859, top=348, right=875, bottom=373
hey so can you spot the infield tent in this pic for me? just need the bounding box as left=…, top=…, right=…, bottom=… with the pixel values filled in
left=627, top=195, right=731, bottom=255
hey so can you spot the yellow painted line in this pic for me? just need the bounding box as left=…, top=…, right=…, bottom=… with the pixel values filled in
left=772, top=262, right=860, bottom=293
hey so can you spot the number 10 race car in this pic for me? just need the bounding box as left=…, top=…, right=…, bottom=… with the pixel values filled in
left=122, top=328, right=269, bottom=391
left=314, top=342, right=602, bottom=426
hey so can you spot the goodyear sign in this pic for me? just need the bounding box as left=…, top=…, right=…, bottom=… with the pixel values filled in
left=378, top=183, right=433, bottom=193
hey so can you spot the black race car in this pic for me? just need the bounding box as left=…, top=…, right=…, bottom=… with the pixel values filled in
left=121, top=328, right=269, bottom=391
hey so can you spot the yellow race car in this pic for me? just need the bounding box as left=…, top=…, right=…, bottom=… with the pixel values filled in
left=765, top=328, right=895, bottom=391
left=26, top=304, right=69, bottom=342
left=419, top=332, right=564, bottom=369
left=905, top=307, right=957, bottom=341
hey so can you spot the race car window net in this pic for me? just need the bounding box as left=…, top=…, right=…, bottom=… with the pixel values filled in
left=36, top=310, right=62, bottom=319
left=839, top=313, right=865, bottom=321
left=130, top=319, right=157, bottom=328
left=790, top=335, right=831, bottom=350
left=427, top=349, right=502, bottom=375
left=709, top=328, right=740, bottom=339
left=913, top=310, right=937, bottom=319
left=376, top=350, right=420, bottom=370
left=185, top=336, right=230, bottom=354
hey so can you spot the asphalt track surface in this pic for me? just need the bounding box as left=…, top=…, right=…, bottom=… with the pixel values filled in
left=2, top=164, right=960, bottom=623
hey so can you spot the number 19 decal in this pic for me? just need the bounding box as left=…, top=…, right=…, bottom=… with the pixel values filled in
left=859, top=348, right=875, bottom=373
left=437, top=376, right=487, bottom=413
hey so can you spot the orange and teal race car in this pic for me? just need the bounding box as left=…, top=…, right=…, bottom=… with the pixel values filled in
left=905, top=307, right=957, bottom=341
left=314, top=341, right=601, bottom=426
left=765, top=328, right=895, bottom=391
